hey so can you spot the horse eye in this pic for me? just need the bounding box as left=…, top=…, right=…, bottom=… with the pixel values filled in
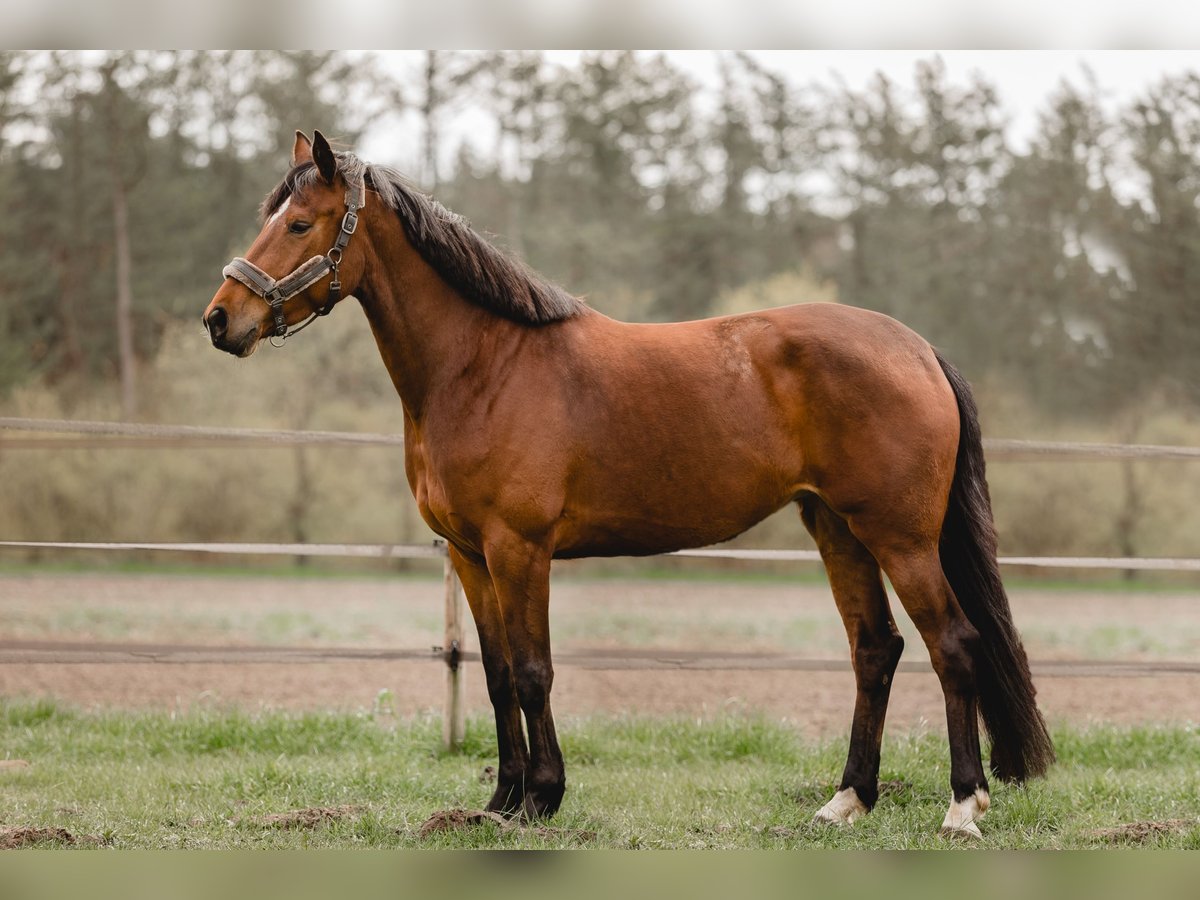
left=288, top=221, right=312, bottom=235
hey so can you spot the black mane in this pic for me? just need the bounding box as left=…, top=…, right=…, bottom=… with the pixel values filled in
left=262, top=153, right=584, bottom=326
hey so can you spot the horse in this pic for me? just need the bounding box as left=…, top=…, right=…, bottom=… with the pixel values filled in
left=204, top=130, right=1053, bottom=838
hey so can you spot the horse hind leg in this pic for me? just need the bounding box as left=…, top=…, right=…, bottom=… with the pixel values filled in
left=867, top=540, right=990, bottom=838
left=799, top=494, right=905, bottom=826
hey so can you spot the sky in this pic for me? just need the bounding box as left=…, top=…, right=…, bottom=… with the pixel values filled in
left=361, top=50, right=1199, bottom=176
left=745, top=51, right=1197, bottom=145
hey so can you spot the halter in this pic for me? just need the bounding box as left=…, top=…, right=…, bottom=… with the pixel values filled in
left=221, top=178, right=366, bottom=348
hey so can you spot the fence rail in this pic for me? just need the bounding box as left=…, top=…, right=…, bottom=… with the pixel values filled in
left=0, top=416, right=403, bottom=447
left=2, top=540, right=1200, bottom=572
left=3, top=639, right=1196, bottom=678
left=5, top=416, right=1200, bottom=460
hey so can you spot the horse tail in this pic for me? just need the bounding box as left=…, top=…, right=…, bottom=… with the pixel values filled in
left=934, top=349, right=1055, bottom=782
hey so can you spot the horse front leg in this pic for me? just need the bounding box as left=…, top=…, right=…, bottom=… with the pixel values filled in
left=484, top=535, right=565, bottom=819
left=448, top=545, right=530, bottom=816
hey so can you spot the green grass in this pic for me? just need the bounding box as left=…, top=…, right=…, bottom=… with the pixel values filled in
left=2, top=702, right=1197, bottom=849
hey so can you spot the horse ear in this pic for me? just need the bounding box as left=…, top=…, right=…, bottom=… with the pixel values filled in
left=312, top=130, right=337, bottom=184
left=292, top=131, right=313, bottom=167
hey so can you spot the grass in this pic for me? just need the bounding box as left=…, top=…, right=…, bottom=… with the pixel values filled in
left=2, top=701, right=1198, bottom=849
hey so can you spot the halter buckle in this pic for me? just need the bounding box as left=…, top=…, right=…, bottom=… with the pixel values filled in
left=341, top=211, right=359, bottom=235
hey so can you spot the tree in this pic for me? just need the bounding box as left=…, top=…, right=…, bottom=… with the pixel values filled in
left=1121, top=73, right=1200, bottom=403
left=819, top=60, right=1011, bottom=367
left=993, top=76, right=1139, bottom=412
left=537, top=52, right=709, bottom=317
left=416, top=51, right=490, bottom=191
left=98, top=55, right=151, bottom=418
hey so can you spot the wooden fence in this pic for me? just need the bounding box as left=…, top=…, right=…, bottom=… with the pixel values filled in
left=3, top=416, right=1199, bottom=750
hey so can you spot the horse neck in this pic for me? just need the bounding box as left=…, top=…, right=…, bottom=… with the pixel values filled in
left=354, top=206, right=512, bottom=421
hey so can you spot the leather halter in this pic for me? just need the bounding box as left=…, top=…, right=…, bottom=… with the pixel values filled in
left=222, top=179, right=366, bottom=347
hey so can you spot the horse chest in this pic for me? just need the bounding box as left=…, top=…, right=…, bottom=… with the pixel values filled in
left=404, top=442, right=485, bottom=553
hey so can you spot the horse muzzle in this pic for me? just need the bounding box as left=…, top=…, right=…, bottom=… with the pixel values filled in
left=204, top=304, right=260, bottom=357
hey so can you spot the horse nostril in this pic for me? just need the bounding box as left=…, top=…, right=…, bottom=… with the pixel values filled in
left=206, top=306, right=228, bottom=341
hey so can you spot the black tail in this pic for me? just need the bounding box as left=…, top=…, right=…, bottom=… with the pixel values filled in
left=934, top=350, right=1054, bottom=782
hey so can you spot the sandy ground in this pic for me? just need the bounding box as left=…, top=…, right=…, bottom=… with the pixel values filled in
left=8, top=660, right=1200, bottom=737
left=2, top=572, right=1199, bottom=734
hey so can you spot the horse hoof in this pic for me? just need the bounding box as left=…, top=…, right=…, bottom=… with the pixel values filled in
left=486, top=783, right=525, bottom=818
left=812, top=787, right=868, bottom=826
left=939, top=788, right=989, bottom=839
left=939, top=821, right=983, bottom=840
left=519, top=781, right=566, bottom=821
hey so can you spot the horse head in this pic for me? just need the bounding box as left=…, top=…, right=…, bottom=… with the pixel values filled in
left=203, top=130, right=366, bottom=356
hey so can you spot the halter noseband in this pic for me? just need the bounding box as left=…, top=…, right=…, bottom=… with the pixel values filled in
left=221, top=179, right=366, bottom=347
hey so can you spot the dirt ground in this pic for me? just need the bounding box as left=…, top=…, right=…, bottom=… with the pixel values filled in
left=2, top=571, right=1199, bottom=734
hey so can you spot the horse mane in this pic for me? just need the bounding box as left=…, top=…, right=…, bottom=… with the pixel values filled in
left=261, top=152, right=585, bottom=326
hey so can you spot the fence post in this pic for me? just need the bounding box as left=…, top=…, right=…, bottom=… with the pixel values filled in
left=442, top=551, right=466, bottom=752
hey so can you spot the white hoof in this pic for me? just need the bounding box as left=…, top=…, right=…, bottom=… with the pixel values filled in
left=812, top=787, right=868, bottom=826
left=939, top=788, right=989, bottom=839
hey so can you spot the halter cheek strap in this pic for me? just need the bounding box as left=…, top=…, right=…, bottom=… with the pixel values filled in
left=221, top=180, right=365, bottom=347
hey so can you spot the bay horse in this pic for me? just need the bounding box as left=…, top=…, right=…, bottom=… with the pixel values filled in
left=204, top=131, right=1053, bottom=838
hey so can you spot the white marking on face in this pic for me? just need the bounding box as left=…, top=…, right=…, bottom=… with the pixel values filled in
left=940, top=787, right=989, bottom=839
left=267, top=196, right=291, bottom=226
left=812, top=787, right=868, bottom=826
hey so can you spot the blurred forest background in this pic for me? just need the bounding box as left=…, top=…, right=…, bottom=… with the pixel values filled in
left=0, top=50, right=1197, bottom=572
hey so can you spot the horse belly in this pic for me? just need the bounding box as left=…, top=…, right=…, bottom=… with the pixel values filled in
left=552, top=351, right=806, bottom=557
left=553, top=458, right=798, bottom=559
